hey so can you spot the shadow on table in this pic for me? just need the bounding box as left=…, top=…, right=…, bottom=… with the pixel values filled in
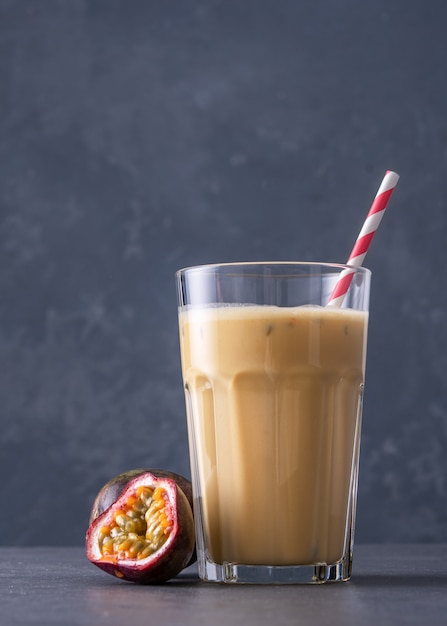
left=86, top=570, right=201, bottom=589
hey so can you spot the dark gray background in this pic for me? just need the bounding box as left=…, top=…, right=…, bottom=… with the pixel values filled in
left=1, top=0, right=446, bottom=547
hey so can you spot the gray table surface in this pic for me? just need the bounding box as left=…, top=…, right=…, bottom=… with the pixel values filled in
left=1, top=545, right=446, bottom=626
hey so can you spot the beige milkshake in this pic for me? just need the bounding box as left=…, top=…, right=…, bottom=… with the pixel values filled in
left=179, top=304, right=368, bottom=566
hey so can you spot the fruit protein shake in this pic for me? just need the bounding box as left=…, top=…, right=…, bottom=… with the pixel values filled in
left=179, top=304, right=368, bottom=566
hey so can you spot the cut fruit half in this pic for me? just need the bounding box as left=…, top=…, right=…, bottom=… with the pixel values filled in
left=86, top=472, right=195, bottom=583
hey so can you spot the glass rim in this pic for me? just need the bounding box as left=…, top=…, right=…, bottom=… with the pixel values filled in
left=176, top=261, right=371, bottom=277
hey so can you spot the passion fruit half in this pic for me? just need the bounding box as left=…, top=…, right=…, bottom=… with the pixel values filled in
left=86, top=472, right=195, bottom=584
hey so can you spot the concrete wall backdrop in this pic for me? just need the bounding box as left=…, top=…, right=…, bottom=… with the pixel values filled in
left=1, top=0, right=446, bottom=546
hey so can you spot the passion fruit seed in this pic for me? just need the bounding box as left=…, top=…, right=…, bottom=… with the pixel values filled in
left=98, top=486, right=172, bottom=561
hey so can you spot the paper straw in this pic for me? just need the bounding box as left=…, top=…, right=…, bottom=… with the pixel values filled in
left=327, top=170, right=399, bottom=307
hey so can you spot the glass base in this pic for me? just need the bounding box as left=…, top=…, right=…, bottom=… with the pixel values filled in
left=198, top=554, right=353, bottom=584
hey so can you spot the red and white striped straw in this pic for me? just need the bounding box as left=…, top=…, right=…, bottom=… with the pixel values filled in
left=327, top=170, right=399, bottom=307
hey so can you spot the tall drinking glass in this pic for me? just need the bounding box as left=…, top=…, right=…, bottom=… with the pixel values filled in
left=176, top=262, right=370, bottom=584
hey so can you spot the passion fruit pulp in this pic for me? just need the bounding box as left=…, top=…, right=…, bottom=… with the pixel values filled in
left=86, top=472, right=195, bottom=584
